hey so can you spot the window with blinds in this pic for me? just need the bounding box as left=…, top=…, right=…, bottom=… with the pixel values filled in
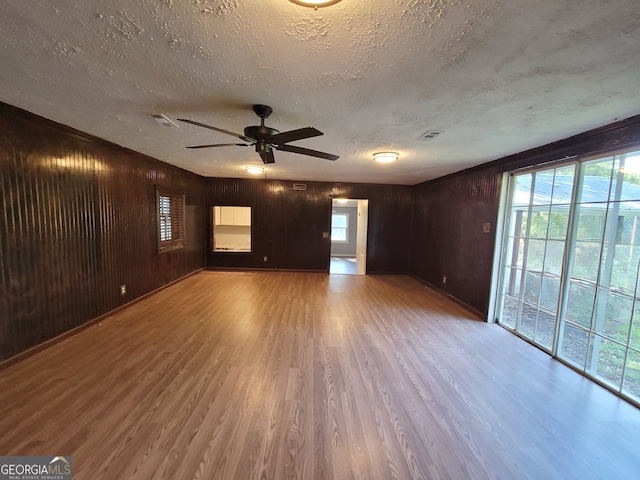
left=156, top=187, right=186, bottom=252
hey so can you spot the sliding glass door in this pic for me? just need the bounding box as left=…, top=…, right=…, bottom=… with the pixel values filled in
left=496, top=148, right=640, bottom=403
left=498, top=164, right=575, bottom=352
left=558, top=152, right=640, bottom=396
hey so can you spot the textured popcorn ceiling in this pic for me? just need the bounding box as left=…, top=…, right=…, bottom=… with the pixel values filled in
left=1, top=0, right=639, bottom=184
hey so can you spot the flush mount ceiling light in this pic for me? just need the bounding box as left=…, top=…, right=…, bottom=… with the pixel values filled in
left=373, top=152, right=399, bottom=163
left=289, top=0, right=342, bottom=8
left=245, top=165, right=264, bottom=175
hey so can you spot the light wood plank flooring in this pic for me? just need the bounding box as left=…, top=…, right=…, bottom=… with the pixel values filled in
left=1, top=271, right=639, bottom=479
left=330, top=257, right=358, bottom=275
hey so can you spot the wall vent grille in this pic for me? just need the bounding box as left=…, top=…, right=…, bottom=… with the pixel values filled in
left=293, top=183, right=307, bottom=191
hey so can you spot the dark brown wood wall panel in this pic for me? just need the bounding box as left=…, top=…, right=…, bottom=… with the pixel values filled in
left=205, top=178, right=413, bottom=273
left=409, top=168, right=502, bottom=316
left=0, top=103, right=205, bottom=362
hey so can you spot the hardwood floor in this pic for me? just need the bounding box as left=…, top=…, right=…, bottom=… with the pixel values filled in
left=1, top=271, right=639, bottom=479
left=330, top=257, right=358, bottom=275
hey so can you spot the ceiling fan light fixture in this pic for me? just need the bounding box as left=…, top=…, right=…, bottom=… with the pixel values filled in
left=245, top=165, right=265, bottom=175
left=289, top=0, right=342, bottom=8
left=373, top=152, right=399, bottom=163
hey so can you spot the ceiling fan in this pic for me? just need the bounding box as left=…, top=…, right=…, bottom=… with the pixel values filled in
left=177, top=104, right=339, bottom=164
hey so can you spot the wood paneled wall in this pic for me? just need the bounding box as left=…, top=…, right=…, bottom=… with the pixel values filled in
left=409, top=114, right=640, bottom=317
left=410, top=168, right=502, bottom=316
left=0, top=103, right=205, bottom=362
left=205, top=178, right=413, bottom=273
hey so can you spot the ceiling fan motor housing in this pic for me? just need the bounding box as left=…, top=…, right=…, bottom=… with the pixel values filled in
left=255, top=141, right=271, bottom=153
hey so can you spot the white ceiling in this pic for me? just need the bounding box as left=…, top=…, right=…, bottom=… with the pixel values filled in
left=1, top=0, right=639, bottom=185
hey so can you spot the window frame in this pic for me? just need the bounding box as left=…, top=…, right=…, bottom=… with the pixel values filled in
left=211, top=205, right=252, bottom=253
left=331, top=212, right=349, bottom=243
left=156, top=186, right=186, bottom=253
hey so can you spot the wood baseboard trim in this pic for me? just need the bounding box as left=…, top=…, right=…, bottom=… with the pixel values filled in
left=366, top=271, right=409, bottom=275
left=408, top=273, right=485, bottom=321
left=206, top=267, right=328, bottom=273
left=0, top=269, right=204, bottom=372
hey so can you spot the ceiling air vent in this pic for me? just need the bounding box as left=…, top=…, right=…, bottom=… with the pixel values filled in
left=419, top=129, right=444, bottom=141
left=293, top=183, right=307, bottom=191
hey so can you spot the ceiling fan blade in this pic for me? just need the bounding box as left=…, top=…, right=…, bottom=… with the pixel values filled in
left=277, top=144, right=339, bottom=161
left=270, top=127, right=323, bottom=145
left=259, top=149, right=275, bottom=164
left=177, top=118, right=253, bottom=142
left=186, top=143, right=249, bottom=149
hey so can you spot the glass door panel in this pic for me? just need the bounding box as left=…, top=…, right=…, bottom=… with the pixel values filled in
left=543, top=240, right=565, bottom=274
left=586, top=334, right=625, bottom=387
left=593, top=290, right=633, bottom=343
left=559, top=323, right=589, bottom=368
left=623, top=349, right=640, bottom=399
left=558, top=152, right=640, bottom=398
left=627, top=300, right=640, bottom=400
left=497, top=164, right=575, bottom=351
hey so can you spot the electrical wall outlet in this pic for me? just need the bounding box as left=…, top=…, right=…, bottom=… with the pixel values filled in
left=120, top=284, right=126, bottom=296
left=442, top=276, right=447, bottom=284
left=263, top=256, right=268, bottom=262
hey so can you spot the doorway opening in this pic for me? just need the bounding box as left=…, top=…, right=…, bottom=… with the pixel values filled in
left=330, top=198, right=368, bottom=275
